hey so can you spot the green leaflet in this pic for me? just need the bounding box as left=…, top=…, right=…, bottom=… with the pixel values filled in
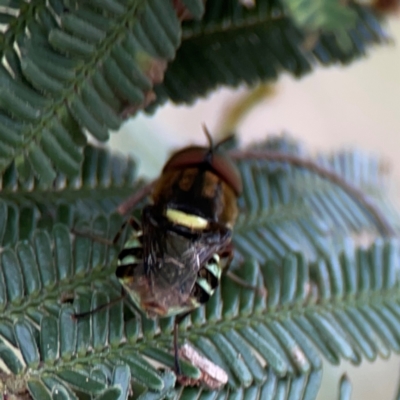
left=338, top=374, right=352, bottom=400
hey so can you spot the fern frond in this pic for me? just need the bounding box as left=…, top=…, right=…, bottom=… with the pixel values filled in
left=0, top=145, right=137, bottom=246
left=0, top=223, right=120, bottom=322
left=0, top=0, right=182, bottom=183
left=1, top=219, right=399, bottom=399
left=233, top=144, right=399, bottom=264
left=150, top=1, right=387, bottom=107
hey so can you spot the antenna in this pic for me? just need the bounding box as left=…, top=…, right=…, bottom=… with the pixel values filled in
left=202, top=124, right=235, bottom=159
left=202, top=123, right=214, bottom=151
left=202, top=124, right=215, bottom=163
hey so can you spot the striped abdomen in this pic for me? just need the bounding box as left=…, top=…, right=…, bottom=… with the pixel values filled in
left=192, top=254, right=222, bottom=306
left=116, top=233, right=224, bottom=317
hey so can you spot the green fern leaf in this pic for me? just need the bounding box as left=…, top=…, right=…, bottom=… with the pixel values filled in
left=0, top=145, right=138, bottom=246
left=150, top=1, right=387, bottom=108
left=233, top=140, right=399, bottom=264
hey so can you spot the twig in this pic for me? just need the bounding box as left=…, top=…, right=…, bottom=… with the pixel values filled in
left=229, top=149, right=396, bottom=237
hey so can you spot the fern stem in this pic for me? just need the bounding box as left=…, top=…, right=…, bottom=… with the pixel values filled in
left=229, top=150, right=396, bottom=237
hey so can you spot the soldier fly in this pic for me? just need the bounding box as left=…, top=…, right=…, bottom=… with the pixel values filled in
left=115, top=130, right=242, bottom=374
left=74, top=130, right=242, bottom=376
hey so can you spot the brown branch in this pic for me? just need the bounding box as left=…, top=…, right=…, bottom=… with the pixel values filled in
left=229, top=149, right=396, bottom=237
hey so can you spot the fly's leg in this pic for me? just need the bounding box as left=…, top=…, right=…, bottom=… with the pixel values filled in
left=72, top=216, right=142, bottom=246
left=70, top=228, right=114, bottom=246
left=112, top=216, right=142, bottom=244
left=220, top=246, right=266, bottom=296
left=72, top=292, right=126, bottom=320
left=226, top=270, right=265, bottom=294
left=174, top=312, right=191, bottom=376
left=72, top=283, right=127, bottom=321
left=116, top=183, right=154, bottom=216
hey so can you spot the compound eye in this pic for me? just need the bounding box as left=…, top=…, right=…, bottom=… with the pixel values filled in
left=209, top=153, right=242, bottom=196
left=163, top=146, right=242, bottom=196
left=163, top=146, right=208, bottom=171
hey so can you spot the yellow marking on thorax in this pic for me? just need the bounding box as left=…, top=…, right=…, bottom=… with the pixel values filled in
left=166, top=208, right=208, bottom=229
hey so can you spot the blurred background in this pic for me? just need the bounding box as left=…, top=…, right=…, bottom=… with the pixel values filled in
left=110, top=17, right=400, bottom=400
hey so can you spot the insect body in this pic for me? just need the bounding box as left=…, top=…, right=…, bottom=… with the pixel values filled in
left=116, top=138, right=242, bottom=373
